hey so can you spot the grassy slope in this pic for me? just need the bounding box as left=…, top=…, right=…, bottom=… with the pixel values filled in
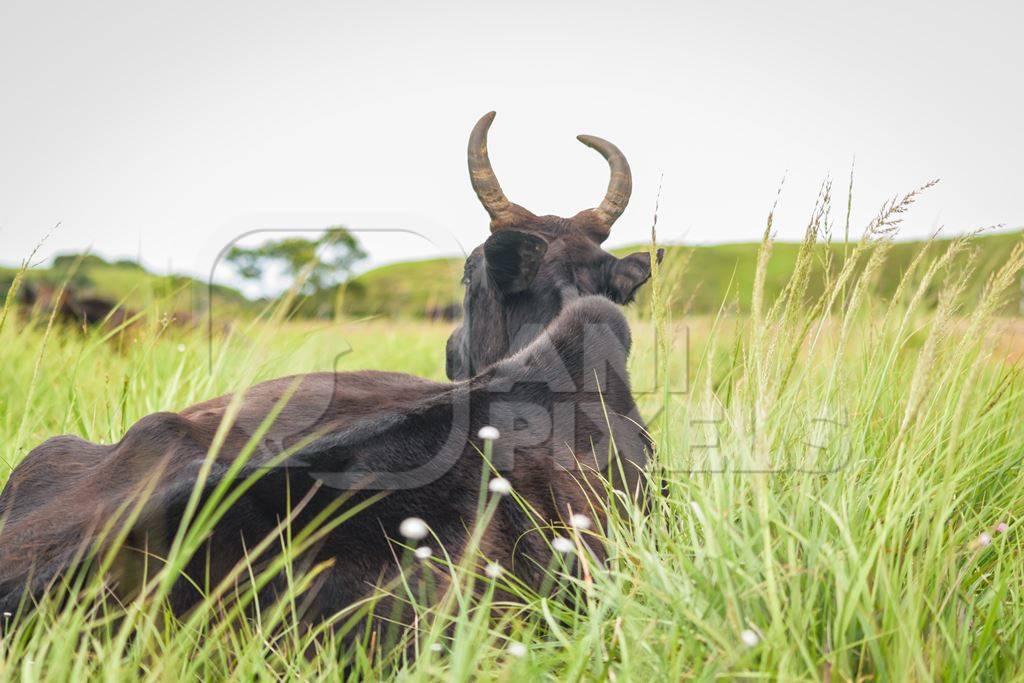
left=340, top=257, right=465, bottom=318
left=0, top=224, right=1023, bottom=679
left=0, top=255, right=254, bottom=317
left=343, top=229, right=1024, bottom=318
left=7, top=229, right=1021, bottom=321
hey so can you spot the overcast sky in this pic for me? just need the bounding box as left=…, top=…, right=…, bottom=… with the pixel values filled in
left=1, top=0, right=1021, bottom=284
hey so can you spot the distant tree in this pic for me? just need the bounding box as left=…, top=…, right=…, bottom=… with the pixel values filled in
left=225, top=227, right=367, bottom=296
left=113, top=258, right=145, bottom=271
left=52, top=253, right=109, bottom=270
left=47, top=253, right=98, bottom=289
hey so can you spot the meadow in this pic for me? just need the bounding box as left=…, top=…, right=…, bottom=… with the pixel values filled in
left=1, top=188, right=1024, bottom=680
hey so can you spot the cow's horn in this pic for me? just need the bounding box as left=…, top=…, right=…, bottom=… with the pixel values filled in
left=468, top=111, right=514, bottom=227
left=577, top=134, right=632, bottom=242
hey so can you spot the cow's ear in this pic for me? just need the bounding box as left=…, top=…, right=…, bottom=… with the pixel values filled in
left=483, top=230, right=548, bottom=294
left=608, top=249, right=664, bottom=304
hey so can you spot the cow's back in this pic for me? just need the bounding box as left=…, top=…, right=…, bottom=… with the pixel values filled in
left=0, top=369, right=450, bottom=613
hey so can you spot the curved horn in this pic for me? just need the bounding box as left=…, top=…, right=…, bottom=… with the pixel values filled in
left=468, top=112, right=514, bottom=226
left=577, top=134, right=632, bottom=241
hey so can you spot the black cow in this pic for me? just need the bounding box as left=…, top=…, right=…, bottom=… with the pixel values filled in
left=0, top=113, right=660, bottom=630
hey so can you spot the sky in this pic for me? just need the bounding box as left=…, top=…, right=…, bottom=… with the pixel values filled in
left=1, top=0, right=1021, bottom=289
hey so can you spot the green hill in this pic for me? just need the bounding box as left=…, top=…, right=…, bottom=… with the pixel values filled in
left=642, top=230, right=1024, bottom=316
left=341, top=229, right=1024, bottom=319
left=5, top=229, right=1022, bottom=322
left=340, top=257, right=464, bottom=318
left=0, top=253, right=254, bottom=318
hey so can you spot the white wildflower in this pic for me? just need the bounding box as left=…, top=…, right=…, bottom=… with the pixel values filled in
left=485, top=562, right=503, bottom=578
left=399, top=517, right=428, bottom=541
left=414, top=546, right=433, bottom=560
left=569, top=513, right=592, bottom=530
left=552, top=536, right=574, bottom=554
left=488, top=477, right=512, bottom=494
left=740, top=629, right=760, bottom=647
left=507, top=642, right=527, bottom=658
left=478, top=425, right=500, bottom=441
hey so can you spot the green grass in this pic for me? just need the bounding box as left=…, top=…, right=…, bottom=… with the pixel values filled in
left=1, top=192, right=1024, bottom=679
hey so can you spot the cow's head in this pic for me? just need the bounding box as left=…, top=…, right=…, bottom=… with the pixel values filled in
left=445, top=112, right=663, bottom=380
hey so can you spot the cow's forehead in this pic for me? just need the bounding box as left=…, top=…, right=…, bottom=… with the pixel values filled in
left=465, top=230, right=605, bottom=264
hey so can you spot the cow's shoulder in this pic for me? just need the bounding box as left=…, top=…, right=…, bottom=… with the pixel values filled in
left=556, top=295, right=632, bottom=355
left=485, top=295, right=632, bottom=393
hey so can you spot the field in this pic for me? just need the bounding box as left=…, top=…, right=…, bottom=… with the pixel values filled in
left=2, top=200, right=1024, bottom=680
